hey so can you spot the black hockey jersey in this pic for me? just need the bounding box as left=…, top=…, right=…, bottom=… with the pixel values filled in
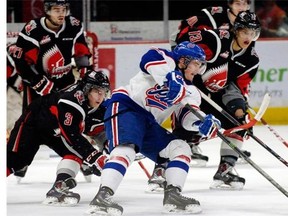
left=176, top=28, right=259, bottom=98
left=171, top=6, right=231, bottom=48
left=12, top=16, right=91, bottom=91
left=26, top=83, right=106, bottom=159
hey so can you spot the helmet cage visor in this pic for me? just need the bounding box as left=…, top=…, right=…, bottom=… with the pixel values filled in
left=183, top=56, right=207, bottom=75
left=83, top=84, right=110, bottom=98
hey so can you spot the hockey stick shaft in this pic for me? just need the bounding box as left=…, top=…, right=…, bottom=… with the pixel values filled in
left=185, top=104, right=288, bottom=198
left=199, top=90, right=288, bottom=168
left=248, top=106, right=288, bottom=148
left=137, top=161, right=151, bottom=179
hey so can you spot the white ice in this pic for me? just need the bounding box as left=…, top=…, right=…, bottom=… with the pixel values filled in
left=6, top=125, right=288, bottom=216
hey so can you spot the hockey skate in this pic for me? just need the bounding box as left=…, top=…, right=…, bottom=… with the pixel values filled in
left=190, top=144, right=209, bottom=167
left=14, top=166, right=28, bottom=183
left=42, top=177, right=80, bottom=206
left=162, top=184, right=202, bottom=214
left=85, top=186, right=123, bottom=216
left=210, top=162, right=245, bottom=190
left=145, top=164, right=165, bottom=193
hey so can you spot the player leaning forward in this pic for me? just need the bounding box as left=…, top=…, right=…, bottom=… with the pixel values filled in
left=86, top=42, right=221, bottom=215
left=7, top=70, right=110, bottom=205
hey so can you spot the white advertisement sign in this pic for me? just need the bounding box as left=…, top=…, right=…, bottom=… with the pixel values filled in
left=250, top=40, right=288, bottom=107
left=99, top=40, right=288, bottom=108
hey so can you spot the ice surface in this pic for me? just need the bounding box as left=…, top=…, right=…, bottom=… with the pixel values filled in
left=6, top=126, right=288, bottom=216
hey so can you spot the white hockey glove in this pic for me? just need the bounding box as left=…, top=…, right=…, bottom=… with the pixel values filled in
left=32, top=75, right=54, bottom=96
left=163, top=70, right=185, bottom=106
left=84, top=150, right=109, bottom=176
left=194, top=114, right=221, bottom=139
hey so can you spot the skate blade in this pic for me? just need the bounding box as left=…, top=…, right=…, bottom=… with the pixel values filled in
left=83, top=175, right=92, bottom=183
left=42, top=196, right=79, bottom=206
left=16, top=176, right=23, bottom=184
left=189, top=159, right=207, bottom=167
left=145, top=183, right=164, bottom=194
left=162, top=204, right=202, bottom=214
left=85, top=206, right=122, bottom=216
left=209, top=180, right=244, bottom=190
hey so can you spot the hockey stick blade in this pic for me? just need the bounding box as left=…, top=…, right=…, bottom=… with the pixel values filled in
left=185, top=104, right=288, bottom=198
left=253, top=93, right=271, bottom=121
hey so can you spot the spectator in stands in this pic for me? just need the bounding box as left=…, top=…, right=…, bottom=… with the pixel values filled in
left=256, top=0, right=287, bottom=37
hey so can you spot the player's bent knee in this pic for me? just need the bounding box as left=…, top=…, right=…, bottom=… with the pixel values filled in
left=160, top=139, right=192, bottom=161
left=110, top=144, right=136, bottom=166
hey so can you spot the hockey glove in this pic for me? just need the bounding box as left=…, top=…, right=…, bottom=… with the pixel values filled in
left=32, top=75, right=54, bottom=96
left=84, top=150, right=108, bottom=176
left=194, top=114, right=221, bottom=139
left=163, top=70, right=185, bottom=106
left=238, top=112, right=253, bottom=139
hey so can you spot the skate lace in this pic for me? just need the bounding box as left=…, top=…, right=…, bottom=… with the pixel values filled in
left=99, top=190, right=118, bottom=206
left=220, top=164, right=239, bottom=177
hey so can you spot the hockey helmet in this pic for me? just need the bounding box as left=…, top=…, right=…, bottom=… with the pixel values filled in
left=81, top=70, right=110, bottom=97
left=233, top=11, right=261, bottom=40
left=173, top=41, right=207, bottom=74
left=44, top=0, right=70, bottom=15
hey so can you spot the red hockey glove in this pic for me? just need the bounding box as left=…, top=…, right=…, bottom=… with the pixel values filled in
left=32, top=75, right=54, bottom=96
left=84, top=150, right=108, bottom=176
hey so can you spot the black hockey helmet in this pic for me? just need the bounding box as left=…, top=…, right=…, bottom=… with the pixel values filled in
left=81, top=70, right=110, bottom=97
left=227, top=0, right=251, bottom=4
left=233, top=11, right=261, bottom=40
left=44, top=0, right=70, bottom=15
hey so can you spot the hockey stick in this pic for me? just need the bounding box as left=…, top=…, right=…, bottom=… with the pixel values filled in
left=137, top=161, right=151, bottom=179
left=247, top=106, right=288, bottom=148
left=185, top=104, right=288, bottom=198
left=199, top=90, right=288, bottom=168
left=134, top=153, right=151, bottom=178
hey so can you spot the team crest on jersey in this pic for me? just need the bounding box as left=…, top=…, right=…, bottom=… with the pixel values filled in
left=219, top=30, right=230, bottom=39
left=70, top=16, right=80, bottom=26
left=25, top=20, right=37, bottom=35
left=210, top=6, right=223, bottom=15
left=145, top=84, right=169, bottom=110
left=40, top=35, right=51, bottom=45
left=43, top=45, right=72, bottom=78
left=74, top=90, right=85, bottom=105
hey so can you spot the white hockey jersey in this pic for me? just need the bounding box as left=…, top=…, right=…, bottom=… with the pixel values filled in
left=110, top=47, right=204, bottom=132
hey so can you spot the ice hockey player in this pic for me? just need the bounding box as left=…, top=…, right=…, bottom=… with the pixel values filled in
left=11, top=0, right=91, bottom=109
left=85, top=41, right=221, bottom=215
left=147, top=0, right=253, bottom=194
left=7, top=70, right=110, bottom=206
left=170, top=0, right=252, bottom=166
left=175, top=11, right=261, bottom=190
left=9, top=0, right=92, bottom=179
